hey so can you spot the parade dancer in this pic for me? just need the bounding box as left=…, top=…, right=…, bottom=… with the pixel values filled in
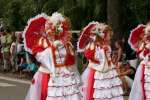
left=24, top=13, right=52, bottom=100
left=24, top=12, right=81, bottom=100
left=129, top=23, right=150, bottom=100
left=77, top=22, right=124, bottom=100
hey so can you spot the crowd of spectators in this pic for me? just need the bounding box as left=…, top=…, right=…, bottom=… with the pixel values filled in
left=0, top=27, right=38, bottom=78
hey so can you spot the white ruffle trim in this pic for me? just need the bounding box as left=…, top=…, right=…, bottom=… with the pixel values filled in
left=93, top=86, right=123, bottom=99
left=144, top=67, right=150, bottom=99
left=94, top=96, right=124, bottom=100
left=48, top=73, right=80, bottom=86
left=94, top=77, right=122, bottom=89
left=47, top=84, right=80, bottom=96
left=46, top=93, right=80, bottom=100
left=145, top=91, right=150, bottom=99
left=48, top=67, right=81, bottom=86
left=92, top=69, right=123, bottom=99
left=47, top=66, right=81, bottom=98
left=145, top=75, right=150, bottom=82
left=144, top=66, right=150, bottom=83
left=94, top=69, right=118, bottom=80
left=145, top=82, right=150, bottom=91
left=145, top=67, right=150, bottom=76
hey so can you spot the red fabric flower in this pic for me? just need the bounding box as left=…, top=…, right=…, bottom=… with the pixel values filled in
left=31, top=78, right=35, bottom=84
left=32, top=45, right=45, bottom=55
left=143, top=49, right=150, bottom=56
left=65, top=54, right=75, bottom=66
left=84, top=49, right=100, bottom=64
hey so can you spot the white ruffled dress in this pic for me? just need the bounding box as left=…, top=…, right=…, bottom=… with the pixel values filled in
left=82, top=46, right=124, bottom=100
left=35, top=43, right=81, bottom=100
left=129, top=43, right=150, bottom=100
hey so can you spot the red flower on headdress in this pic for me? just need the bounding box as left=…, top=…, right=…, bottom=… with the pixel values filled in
left=45, top=12, right=71, bottom=43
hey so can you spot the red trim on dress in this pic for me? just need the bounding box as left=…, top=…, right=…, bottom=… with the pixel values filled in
left=51, top=44, right=75, bottom=67
left=87, top=68, right=95, bottom=100
left=141, top=64, right=146, bottom=100
left=40, top=73, right=50, bottom=100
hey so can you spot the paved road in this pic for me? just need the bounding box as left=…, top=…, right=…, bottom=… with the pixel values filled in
left=0, top=76, right=30, bottom=100
left=0, top=75, right=129, bottom=100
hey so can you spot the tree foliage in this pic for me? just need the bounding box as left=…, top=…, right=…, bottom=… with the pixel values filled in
left=0, top=0, right=149, bottom=38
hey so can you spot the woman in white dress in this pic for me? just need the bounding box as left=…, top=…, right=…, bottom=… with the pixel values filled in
left=24, top=12, right=81, bottom=100
left=77, top=22, right=124, bottom=100
left=24, top=13, right=51, bottom=100
left=129, top=23, right=150, bottom=100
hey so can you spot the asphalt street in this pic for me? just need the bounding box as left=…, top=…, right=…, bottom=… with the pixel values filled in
left=0, top=76, right=30, bottom=100
left=0, top=75, right=129, bottom=100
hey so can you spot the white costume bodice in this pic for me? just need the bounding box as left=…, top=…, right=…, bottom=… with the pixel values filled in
left=54, top=44, right=67, bottom=65
left=88, top=46, right=114, bottom=72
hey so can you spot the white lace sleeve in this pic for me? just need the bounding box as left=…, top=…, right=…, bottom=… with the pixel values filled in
left=35, top=48, right=55, bottom=76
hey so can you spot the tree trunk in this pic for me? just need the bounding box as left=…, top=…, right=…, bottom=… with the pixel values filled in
left=107, top=0, right=123, bottom=41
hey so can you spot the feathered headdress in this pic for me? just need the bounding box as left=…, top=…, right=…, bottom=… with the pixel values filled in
left=45, top=12, right=71, bottom=43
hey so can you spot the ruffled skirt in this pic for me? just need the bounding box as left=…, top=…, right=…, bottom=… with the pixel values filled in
left=129, top=62, right=150, bottom=100
left=46, top=67, right=81, bottom=100
left=82, top=67, right=124, bottom=100
left=144, top=64, right=150, bottom=100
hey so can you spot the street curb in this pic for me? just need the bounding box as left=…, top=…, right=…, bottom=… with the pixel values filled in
left=0, top=76, right=31, bottom=84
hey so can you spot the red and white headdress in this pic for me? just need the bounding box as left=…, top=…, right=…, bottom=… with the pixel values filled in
left=45, top=12, right=71, bottom=43
left=128, top=24, right=146, bottom=51
left=77, top=21, right=108, bottom=52
left=23, top=13, right=49, bottom=54
left=23, top=12, right=71, bottom=54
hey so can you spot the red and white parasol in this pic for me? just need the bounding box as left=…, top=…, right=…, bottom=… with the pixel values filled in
left=23, top=13, right=49, bottom=54
left=77, top=22, right=97, bottom=52
left=128, top=24, right=146, bottom=51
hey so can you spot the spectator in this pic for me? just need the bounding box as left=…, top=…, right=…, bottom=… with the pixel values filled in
left=112, top=40, right=129, bottom=95
left=119, top=62, right=136, bottom=95
left=0, top=28, right=12, bottom=72
left=18, top=53, right=38, bottom=78
left=112, top=39, right=136, bottom=95
left=16, top=37, right=25, bottom=71
left=10, top=36, right=17, bottom=72
left=112, top=40, right=124, bottom=66
left=0, top=31, right=3, bottom=68
left=25, top=54, right=38, bottom=75
left=122, top=38, right=138, bottom=69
